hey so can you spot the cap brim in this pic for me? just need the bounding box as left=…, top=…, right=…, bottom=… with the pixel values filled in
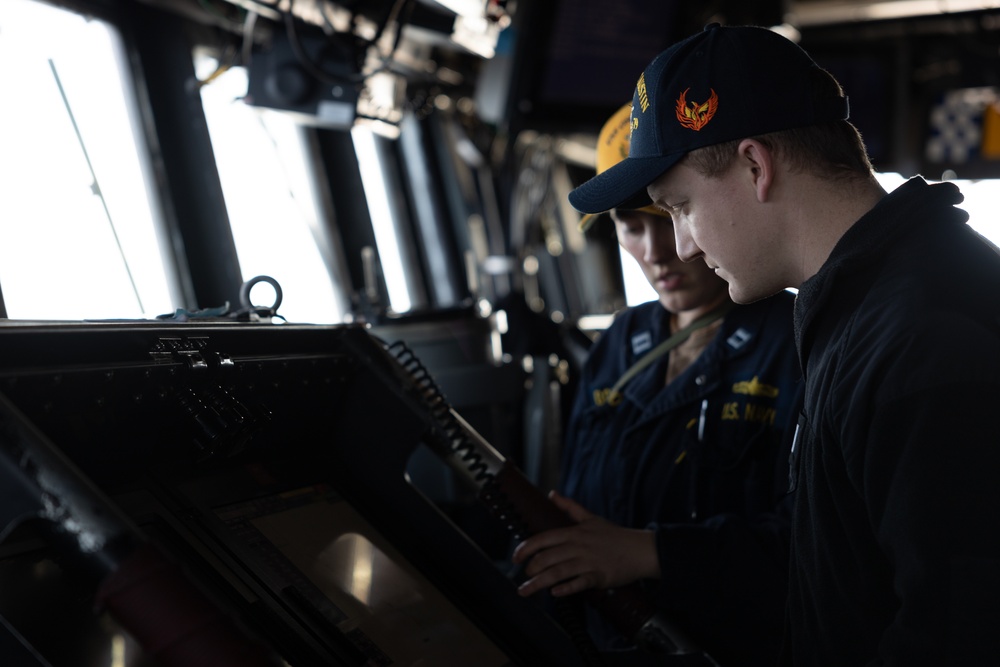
left=569, top=154, right=683, bottom=214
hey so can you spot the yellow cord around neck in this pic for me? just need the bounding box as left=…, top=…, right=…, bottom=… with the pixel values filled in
left=609, top=301, right=735, bottom=398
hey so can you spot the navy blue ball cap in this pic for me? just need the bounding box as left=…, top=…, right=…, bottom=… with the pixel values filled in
left=569, top=23, right=850, bottom=214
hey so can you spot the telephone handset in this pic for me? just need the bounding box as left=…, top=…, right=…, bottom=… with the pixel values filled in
left=385, top=340, right=721, bottom=666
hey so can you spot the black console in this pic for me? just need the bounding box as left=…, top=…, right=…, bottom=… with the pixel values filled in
left=0, top=321, right=587, bottom=667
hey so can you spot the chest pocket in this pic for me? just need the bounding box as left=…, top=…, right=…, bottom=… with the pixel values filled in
left=695, top=392, right=781, bottom=471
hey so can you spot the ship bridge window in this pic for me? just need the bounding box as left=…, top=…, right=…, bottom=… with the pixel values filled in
left=196, top=56, right=350, bottom=324
left=0, top=0, right=175, bottom=320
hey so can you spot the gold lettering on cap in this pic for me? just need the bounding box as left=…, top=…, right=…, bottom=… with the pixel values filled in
left=636, top=73, right=650, bottom=113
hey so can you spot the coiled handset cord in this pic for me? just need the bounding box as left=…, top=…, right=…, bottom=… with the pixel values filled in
left=385, top=341, right=720, bottom=666
left=388, top=341, right=604, bottom=665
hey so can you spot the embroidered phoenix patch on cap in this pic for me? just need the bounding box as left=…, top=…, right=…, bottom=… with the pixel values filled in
left=676, top=88, right=718, bottom=131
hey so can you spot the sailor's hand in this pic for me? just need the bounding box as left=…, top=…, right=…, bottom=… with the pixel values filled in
left=511, top=491, right=659, bottom=597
